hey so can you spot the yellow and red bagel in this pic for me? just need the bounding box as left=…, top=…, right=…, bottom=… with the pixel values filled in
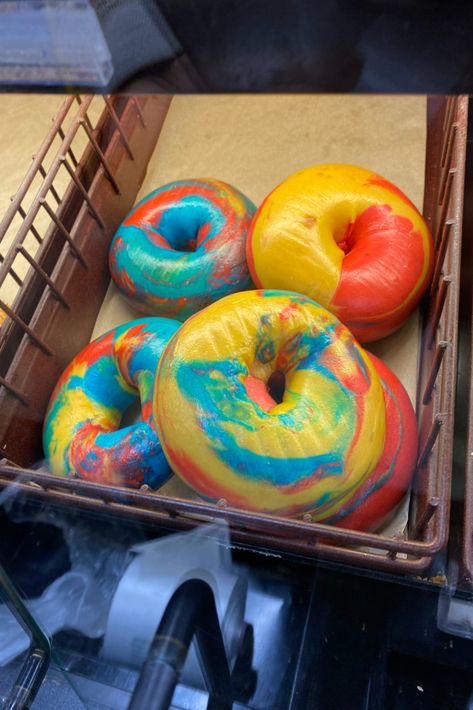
left=247, top=164, right=433, bottom=342
left=154, top=290, right=390, bottom=518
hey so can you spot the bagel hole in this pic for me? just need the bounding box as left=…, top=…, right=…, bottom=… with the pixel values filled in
left=181, top=236, right=197, bottom=252
left=120, top=399, right=141, bottom=427
left=244, top=371, right=286, bottom=412
left=267, top=370, right=286, bottom=405
left=336, top=220, right=355, bottom=254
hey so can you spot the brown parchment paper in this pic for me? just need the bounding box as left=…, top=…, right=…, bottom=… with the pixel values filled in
left=92, top=95, right=427, bottom=536
left=0, top=96, right=64, bottom=219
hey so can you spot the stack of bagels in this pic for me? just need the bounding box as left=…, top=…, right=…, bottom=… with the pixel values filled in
left=44, top=165, right=432, bottom=532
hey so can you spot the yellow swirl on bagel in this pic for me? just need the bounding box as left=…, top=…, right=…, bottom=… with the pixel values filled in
left=154, top=290, right=386, bottom=517
left=247, top=164, right=433, bottom=342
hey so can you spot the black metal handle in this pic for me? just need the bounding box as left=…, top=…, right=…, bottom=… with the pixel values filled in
left=128, top=579, right=234, bottom=710
left=0, top=562, right=51, bottom=710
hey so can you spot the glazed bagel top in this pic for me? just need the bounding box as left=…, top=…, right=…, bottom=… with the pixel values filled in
left=154, top=290, right=387, bottom=517
left=109, top=178, right=256, bottom=320
left=247, top=164, right=433, bottom=342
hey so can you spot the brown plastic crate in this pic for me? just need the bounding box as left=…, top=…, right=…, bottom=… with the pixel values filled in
left=0, top=95, right=467, bottom=575
left=458, top=96, right=473, bottom=588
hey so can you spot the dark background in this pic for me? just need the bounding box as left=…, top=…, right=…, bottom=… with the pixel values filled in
left=93, top=0, right=473, bottom=93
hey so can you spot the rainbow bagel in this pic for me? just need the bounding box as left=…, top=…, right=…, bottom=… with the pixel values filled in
left=326, top=354, right=417, bottom=531
left=43, top=317, right=180, bottom=488
left=247, top=164, right=433, bottom=342
left=109, top=179, right=256, bottom=320
left=154, top=290, right=389, bottom=518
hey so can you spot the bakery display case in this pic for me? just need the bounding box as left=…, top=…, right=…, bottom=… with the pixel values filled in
left=1, top=93, right=473, bottom=709
left=0, top=94, right=466, bottom=575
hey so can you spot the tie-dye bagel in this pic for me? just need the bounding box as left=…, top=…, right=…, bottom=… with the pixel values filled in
left=325, top=354, right=417, bottom=531
left=247, top=164, right=433, bottom=342
left=43, top=317, right=180, bottom=489
left=154, top=290, right=392, bottom=518
left=109, top=179, right=256, bottom=320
